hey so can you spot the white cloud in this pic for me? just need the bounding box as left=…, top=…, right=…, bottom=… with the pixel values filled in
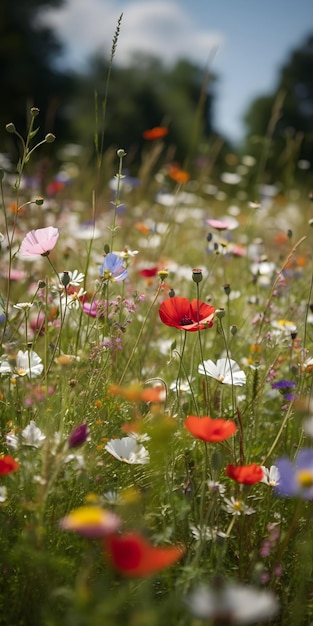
left=40, top=0, right=224, bottom=69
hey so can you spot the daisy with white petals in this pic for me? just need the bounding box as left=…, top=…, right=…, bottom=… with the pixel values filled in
left=0, top=350, right=43, bottom=379
left=198, top=357, right=246, bottom=386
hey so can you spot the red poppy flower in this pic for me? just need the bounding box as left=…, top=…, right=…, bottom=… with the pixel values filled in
left=159, top=296, right=215, bottom=331
left=0, top=455, right=20, bottom=475
left=185, top=415, right=237, bottom=442
left=104, top=532, right=184, bottom=577
left=226, top=463, right=264, bottom=485
left=139, top=267, right=159, bottom=278
left=142, top=126, right=169, bottom=140
left=167, top=165, right=190, bottom=184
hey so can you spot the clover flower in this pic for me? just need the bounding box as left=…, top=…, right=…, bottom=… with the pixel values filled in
left=19, top=226, right=59, bottom=257
left=198, top=357, right=246, bottom=386
left=99, top=253, right=128, bottom=282
left=159, top=296, right=215, bottom=332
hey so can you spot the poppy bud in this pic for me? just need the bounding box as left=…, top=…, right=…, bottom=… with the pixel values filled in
left=192, top=269, right=203, bottom=284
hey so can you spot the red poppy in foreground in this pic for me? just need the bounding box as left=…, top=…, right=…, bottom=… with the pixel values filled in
left=185, top=415, right=237, bottom=442
left=159, top=296, right=215, bottom=332
left=104, top=532, right=184, bottom=577
left=142, top=126, right=168, bottom=140
left=226, top=463, right=264, bottom=485
left=0, top=455, right=20, bottom=475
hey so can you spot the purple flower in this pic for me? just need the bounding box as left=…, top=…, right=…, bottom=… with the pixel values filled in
left=274, top=448, right=313, bottom=499
left=68, top=423, right=89, bottom=448
left=99, top=253, right=128, bottom=282
left=272, top=380, right=296, bottom=390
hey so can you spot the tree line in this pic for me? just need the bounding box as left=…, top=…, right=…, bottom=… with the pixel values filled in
left=0, top=0, right=312, bottom=186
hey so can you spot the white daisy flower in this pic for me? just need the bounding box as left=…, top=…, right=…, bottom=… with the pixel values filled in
left=105, top=437, right=150, bottom=465
left=62, top=287, right=87, bottom=310
left=198, top=357, right=246, bottom=386
left=13, top=302, right=33, bottom=311
left=223, top=497, right=255, bottom=516
left=0, top=350, right=43, bottom=379
left=59, top=270, right=85, bottom=287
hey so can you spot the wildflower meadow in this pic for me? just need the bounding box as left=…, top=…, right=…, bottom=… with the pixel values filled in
left=1, top=22, right=313, bottom=626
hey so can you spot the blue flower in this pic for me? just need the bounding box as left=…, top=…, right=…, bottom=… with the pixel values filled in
left=274, top=448, right=313, bottom=499
left=99, top=253, right=128, bottom=282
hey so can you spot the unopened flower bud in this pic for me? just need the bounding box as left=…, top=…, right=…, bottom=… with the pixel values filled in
left=6, top=123, right=16, bottom=134
left=30, top=107, right=40, bottom=118
left=192, top=268, right=203, bottom=283
left=207, top=233, right=213, bottom=242
left=35, top=197, right=44, bottom=205
left=223, top=284, right=231, bottom=296
left=38, top=280, right=46, bottom=289
left=68, top=423, right=89, bottom=448
left=230, top=324, right=237, bottom=336
left=287, top=229, right=292, bottom=239
left=104, top=244, right=110, bottom=255
left=215, top=308, right=225, bottom=319
left=45, top=133, right=56, bottom=143
left=61, top=271, right=71, bottom=287
left=291, top=330, right=297, bottom=341
left=169, top=288, right=175, bottom=298
left=117, top=148, right=126, bottom=158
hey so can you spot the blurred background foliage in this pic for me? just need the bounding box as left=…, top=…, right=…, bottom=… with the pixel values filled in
left=0, top=0, right=312, bottom=188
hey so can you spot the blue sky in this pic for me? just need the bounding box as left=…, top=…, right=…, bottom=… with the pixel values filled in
left=41, top=0, right=313, bottom=143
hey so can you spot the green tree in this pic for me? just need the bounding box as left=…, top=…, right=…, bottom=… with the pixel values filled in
left=242, top=33, right=313, bottom=186
left=72, top=53, right=220, bottom=173
left=0, top=0, right=73, bottom=149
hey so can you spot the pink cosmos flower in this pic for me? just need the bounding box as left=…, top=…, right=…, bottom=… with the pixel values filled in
left=20, top=227, right=59, bottom=257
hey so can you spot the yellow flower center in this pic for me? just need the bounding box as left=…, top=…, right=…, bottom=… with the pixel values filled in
left=297, top=470, right=313, bottom=488
left=232, top=500, right=244, bottom=512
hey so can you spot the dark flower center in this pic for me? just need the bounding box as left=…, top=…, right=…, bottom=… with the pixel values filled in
left=180, top=315, right=194, bottom=326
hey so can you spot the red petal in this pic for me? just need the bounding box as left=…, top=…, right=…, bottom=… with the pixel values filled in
left=226, top=463, right=264, bottom=484
left=104, top=532, right=184, bottom=577
left=185, top=416, right=237, bottom=442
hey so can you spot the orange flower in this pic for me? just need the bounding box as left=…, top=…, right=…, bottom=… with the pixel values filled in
left=167, top=165, right=190, bottom=184
left=226, top=463, right=264, bottom=485
left=159, top=296, right=215, bottom=332
left=0, top=455, right=20, bottom=475
left=142, top=126, right=168, bottom=140
left=108, top=383, right=165, bottom=403
left=104, top=532, right=184, bottom=577
left=185, top=415, right=237, bottom=443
